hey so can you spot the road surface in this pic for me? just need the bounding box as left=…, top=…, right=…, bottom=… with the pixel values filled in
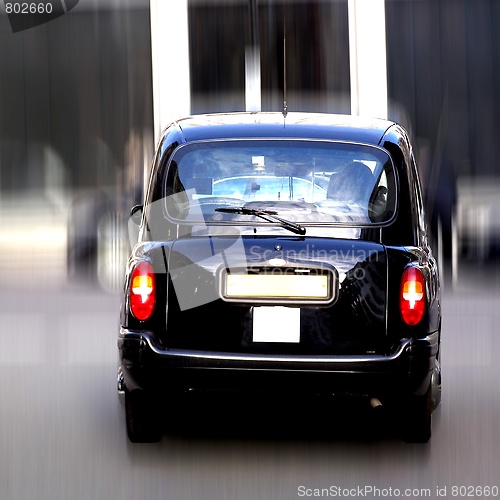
left=1, top=268, right=500, bottom=500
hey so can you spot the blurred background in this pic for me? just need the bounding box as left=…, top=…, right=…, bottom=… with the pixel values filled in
left=1, top=0, right=500, bottom=290
left=2, top=3, right=500, bottom=499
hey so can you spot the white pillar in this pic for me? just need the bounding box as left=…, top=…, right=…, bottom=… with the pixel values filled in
left=150, top=0, right=191, bottom=145
left=348, top=0, right=388, bottom=119
left=245, top=46, right=261, bottom=112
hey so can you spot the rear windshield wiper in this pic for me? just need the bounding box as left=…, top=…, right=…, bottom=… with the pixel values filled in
left=215, top=206, right=306, bottom=235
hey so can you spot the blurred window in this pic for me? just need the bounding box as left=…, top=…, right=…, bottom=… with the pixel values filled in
left=164, top=139, right=396, bottom=226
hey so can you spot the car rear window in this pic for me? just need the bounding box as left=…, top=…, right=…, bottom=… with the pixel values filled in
left=163, top=139, right=397, bottom=226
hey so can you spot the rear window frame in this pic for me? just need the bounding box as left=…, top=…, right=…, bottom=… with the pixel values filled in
left=160, top=138, right=400, bottom=229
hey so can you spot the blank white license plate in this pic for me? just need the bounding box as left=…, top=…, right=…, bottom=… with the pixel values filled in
left=225, top=274, right=329, bottom=299
left=252, top=306, right=300, bottom=343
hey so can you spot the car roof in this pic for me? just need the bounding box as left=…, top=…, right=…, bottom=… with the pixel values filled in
left=168, top=112, right=396, bottom=146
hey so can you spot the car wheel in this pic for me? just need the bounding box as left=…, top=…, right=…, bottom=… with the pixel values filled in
left=125, top=388, right=163, bottom=443
left=401, top=382, right=433, bottom=443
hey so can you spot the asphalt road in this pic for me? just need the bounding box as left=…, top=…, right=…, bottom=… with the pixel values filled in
left=1, top=268, right=500, bottom=500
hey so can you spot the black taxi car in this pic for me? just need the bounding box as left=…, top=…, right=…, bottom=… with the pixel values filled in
left=117, top=112, right=442, bottom=443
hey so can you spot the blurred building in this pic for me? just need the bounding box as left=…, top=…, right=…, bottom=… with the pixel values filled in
left=0, top=0, right=153, bottom=288
left=1, top=0, right=500, bottom=289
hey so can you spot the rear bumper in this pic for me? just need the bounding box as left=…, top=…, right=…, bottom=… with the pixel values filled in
left=118, top=329, right=439, bottom=398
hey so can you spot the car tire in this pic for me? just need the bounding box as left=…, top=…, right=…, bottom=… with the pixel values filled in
left=125, top=388, right=163, bottom=443
left=401, top=381, right=433, bottom=444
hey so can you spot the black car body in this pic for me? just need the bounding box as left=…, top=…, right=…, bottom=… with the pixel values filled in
left=118, top=112, right=442, bottom=443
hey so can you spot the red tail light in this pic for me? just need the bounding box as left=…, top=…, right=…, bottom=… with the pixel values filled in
left=129, top=261, right=156, bottom=321
left=400, top=266, right=426, bottom=326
